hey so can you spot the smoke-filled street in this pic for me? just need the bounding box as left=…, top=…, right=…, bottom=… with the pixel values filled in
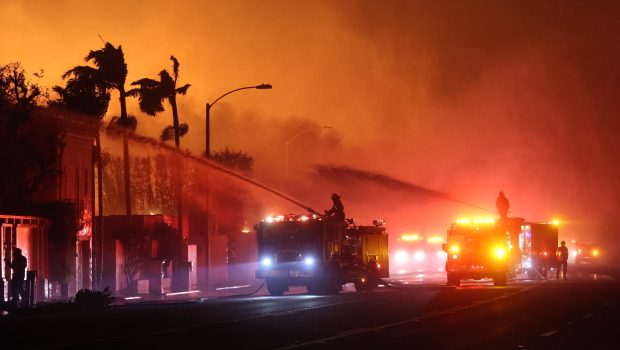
left=1, top=1, right=620, bottom=349
left=0, top=264, right=617, bottom=350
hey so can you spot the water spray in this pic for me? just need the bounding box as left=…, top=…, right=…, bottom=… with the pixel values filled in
left=112, top=130, right=321, bottom=215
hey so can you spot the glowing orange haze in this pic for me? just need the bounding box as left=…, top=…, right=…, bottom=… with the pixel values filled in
left=2, top=1, right=619, bottom=251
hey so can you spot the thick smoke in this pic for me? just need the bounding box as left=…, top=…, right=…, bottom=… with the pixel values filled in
left=2, top=1, right=620, bottom=258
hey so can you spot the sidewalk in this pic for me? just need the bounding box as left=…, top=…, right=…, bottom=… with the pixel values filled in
left=114, top=280, right=268, bottom=305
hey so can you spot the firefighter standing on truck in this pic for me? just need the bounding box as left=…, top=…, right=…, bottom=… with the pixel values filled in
left=325, top=193, right=345, bottom=221
left=496, top=191, right=510, bottom=228
left=324, top=193, right=346, bottom=244
left=556, top=241, right=569, bottom=280
left=496, top=191, right=510, bottom=219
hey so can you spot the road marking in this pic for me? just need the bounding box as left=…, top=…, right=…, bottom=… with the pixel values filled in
left=338, top=328, right=368, bottom=336
left=276, top=281, right=546, bottom=349
left=540, top=330, right=559, bottom=337
left=268, top=310, right=299, bottom=317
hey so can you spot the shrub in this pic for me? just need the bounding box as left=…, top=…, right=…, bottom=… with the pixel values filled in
left=73, top=287, right=114, bottom=309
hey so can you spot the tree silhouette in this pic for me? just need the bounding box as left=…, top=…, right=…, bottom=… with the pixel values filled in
left=63, top=42, right=135, bottom=219
left=128, top=55, right=190, bottom=147
left=0, top=62, right=56, bottom=211
left=211, top=147, right=254, bottom=174
left=128, top=56, right=191, bottom=264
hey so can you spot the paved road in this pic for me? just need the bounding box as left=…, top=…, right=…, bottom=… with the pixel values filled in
left=2, top=264, right=617, bottom=349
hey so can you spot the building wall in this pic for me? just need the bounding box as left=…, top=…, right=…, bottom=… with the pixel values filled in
left=0, top=215, right=49, bottom=303
left=30, top=108, right=99, bottom=296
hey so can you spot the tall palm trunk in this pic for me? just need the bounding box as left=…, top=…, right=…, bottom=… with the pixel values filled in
left=170, top=96, right=180, bottom=148
left=95, top=132, right=104, bottom=289
left=170, top=95, right=184, bottom=255
left=119, top=88, right=132, bottom=223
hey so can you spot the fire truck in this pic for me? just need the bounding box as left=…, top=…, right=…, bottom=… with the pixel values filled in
left=518, top=220, right=559, bottom=279
left=255, top=213, right=389, bottom=295
left=443, top=217, right=511, bottom=286
left=443, top=216, right=560, bottom=286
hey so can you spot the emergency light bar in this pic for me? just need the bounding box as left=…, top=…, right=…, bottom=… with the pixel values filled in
left=263, top=214, right=321, bottom=223
left=455, top=217, right=496, bottom=225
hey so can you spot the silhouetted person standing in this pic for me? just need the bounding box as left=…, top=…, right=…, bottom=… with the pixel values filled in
left=6, top=248, right=27, bottom=307
left=556, top=241, right=569, bottom=280
left=496, top=191, right=510, bottom=220
left=324, top=193, right=345, bottom=221
left=324, top=193, right=346, bottom=243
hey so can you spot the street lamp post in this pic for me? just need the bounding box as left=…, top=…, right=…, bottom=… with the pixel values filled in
left=205, top=83, right=272, bottom=157
left=202, top=83, right=271, bottom=286
left=284, top=126, right=332, bottom=179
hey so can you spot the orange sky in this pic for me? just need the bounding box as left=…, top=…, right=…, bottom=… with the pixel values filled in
left=2, top=0, right=620, bottom=245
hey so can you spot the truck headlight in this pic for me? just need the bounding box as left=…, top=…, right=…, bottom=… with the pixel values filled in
left=414, top=251, right=425, bottom=261
left=304, top=257, right=315, bottom=266
left=495, top=248, right=506, bottom=259
left=261, top=257, right=273, bottom=267
left=395, top=250, right=408, bottom=264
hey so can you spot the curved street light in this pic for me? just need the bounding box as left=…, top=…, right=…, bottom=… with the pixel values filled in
left=203, top=83, right=271, bottom=284
left=205, top=83, right=272, bottom=157
left=284, top=125, right=332, bottom=178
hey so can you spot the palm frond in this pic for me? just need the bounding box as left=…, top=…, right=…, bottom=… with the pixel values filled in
left=107, top=115, right=137, bottom=132
left=176, top=84, right=191, bottom=95
left=170, top=56, right=179, bottom=80
left=130, top=78, right=160, bottom=88
left=160, top=125, right=176, bottom=141
left=159, top=70, right=175, bottom=91
left=85, top=42, right=128, bottom=88
left=136, top=87, right=165, bottom=116
left=178, top=123, right=189, bottom=137
left=125, top=88, right=139, bottom=97
left=62, top=66, right=99, bottom=80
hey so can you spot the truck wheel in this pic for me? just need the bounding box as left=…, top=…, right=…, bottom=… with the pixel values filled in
left=354, top=275, right=378, bottom=292
left=306, top=281, right=324, bottom=294
left=323, top=278, right=342, bottom=294
left=266, top=279, right=288, bottom=296
left=493, top=273, right=507, bottom=286
left=447, top=272, right=460, bottom=286
left=354, top=280, right=367, bottom=291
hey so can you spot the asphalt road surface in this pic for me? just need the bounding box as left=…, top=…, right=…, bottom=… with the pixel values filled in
left=2, top=264, right=619, bottom=350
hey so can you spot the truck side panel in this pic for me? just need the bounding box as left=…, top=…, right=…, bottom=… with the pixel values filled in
left=361, top=233, right=389, bottom=278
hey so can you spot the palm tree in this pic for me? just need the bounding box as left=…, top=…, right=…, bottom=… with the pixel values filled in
left=128, top=56, right=190, bottom=273
left=63, top=42, right=135, bottom=220
left=128, top=56, right=190, bottom=147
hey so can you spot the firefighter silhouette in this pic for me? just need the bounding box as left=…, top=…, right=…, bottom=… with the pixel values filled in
left=6, top=248, right=27, bottom=307
left=324, top=193, right=345, bottom=221
left=556, top=241, right=569, bottom=280
left=324, top=193, right=346, bottom=243
left=496, top=191, right=510, bottom=220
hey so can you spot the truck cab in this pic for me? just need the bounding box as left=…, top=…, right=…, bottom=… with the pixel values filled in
left=443, top=217, right=510, bottom=286
left=255, top=214, right=389, bottom=295
left=518, top=221, right=559, bottom=279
